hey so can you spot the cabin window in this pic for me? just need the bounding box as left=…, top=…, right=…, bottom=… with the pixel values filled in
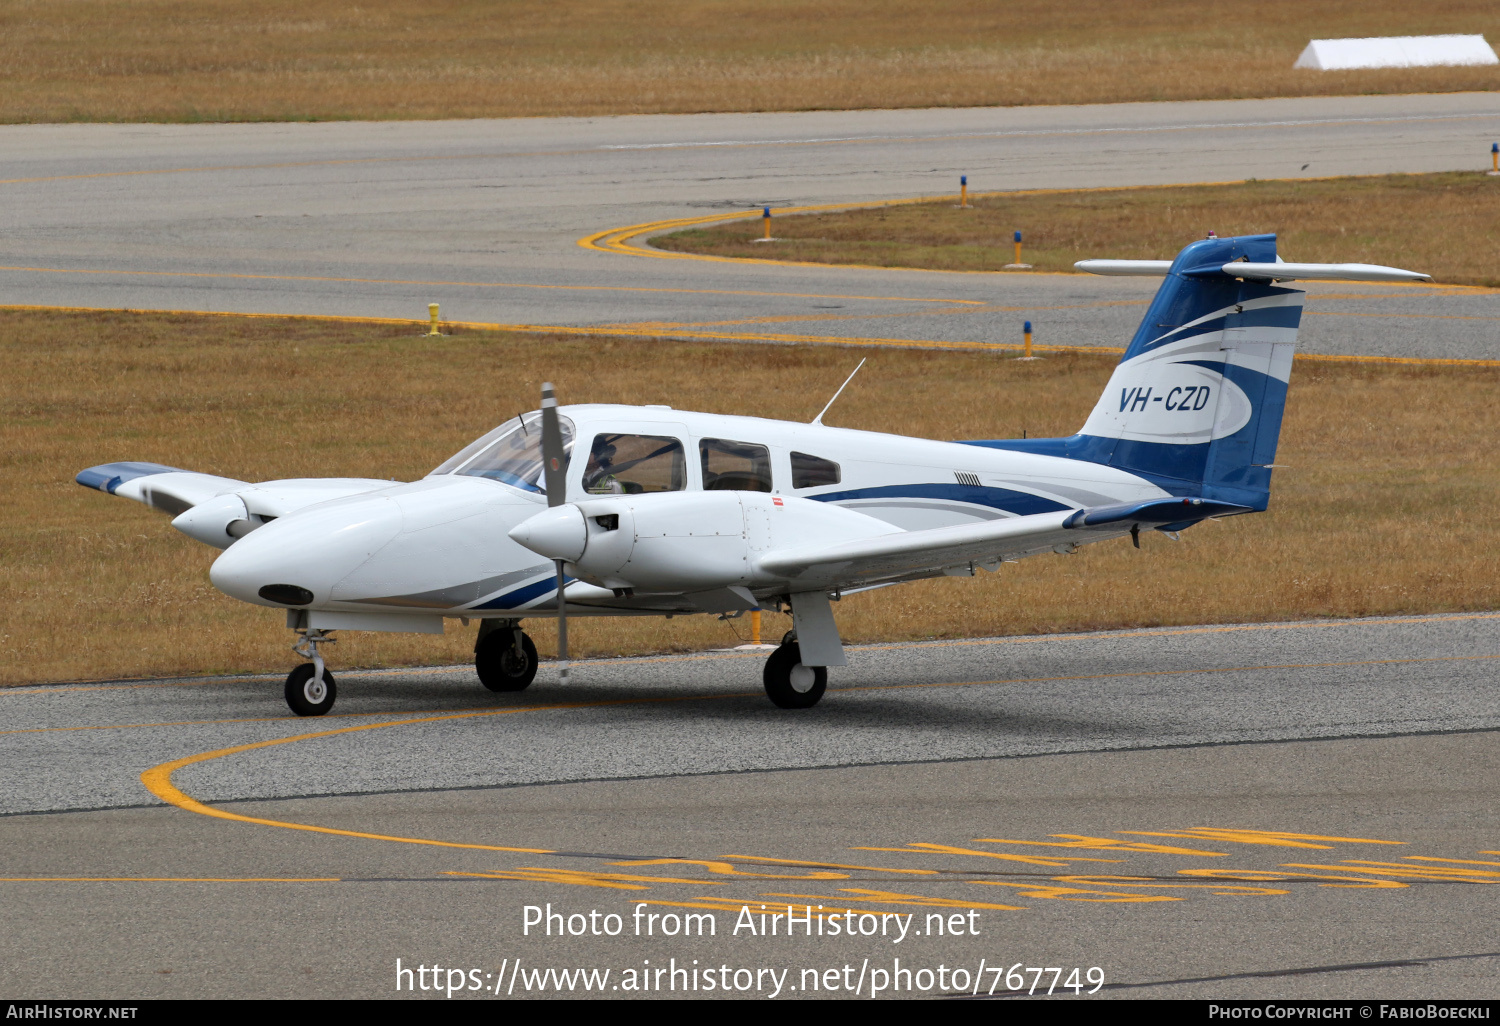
left=791, top=451, right=841, bottom=489
left=584, top=433, right=686, bottom=494
left=699, top=438, right=773, bottom=492
left=434, top=412, right=574, bottom=495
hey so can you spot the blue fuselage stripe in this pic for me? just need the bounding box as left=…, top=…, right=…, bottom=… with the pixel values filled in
left=811, top=482, right=1070, bottom=517
left=472, top=575, right=567, bottom=610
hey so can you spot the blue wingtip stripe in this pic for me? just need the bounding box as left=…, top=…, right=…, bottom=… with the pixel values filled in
left=75, top=461, right=185, bottom=493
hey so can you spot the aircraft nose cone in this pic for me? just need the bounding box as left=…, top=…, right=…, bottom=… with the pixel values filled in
left=210, top=497, right=401, bottom=607
left=508, top=505, right=586, bottom=563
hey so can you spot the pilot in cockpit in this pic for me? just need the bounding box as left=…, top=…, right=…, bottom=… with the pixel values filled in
left=584, top=441, right=625, bottom=494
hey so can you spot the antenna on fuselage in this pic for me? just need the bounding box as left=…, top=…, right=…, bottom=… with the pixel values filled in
left=811, top=358, right=866, bottom=426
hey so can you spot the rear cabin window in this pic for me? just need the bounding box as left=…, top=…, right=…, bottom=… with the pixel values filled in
left=700, top=438, right=773, bottom=492
left=791, top=451, right=841, bottom=489
left=584, top=433, right=686, bottom=494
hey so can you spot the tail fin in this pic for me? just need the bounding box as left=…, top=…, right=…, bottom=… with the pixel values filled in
left=1072, top=233, right=1301, bottom=509
left=968, top=235, right=1429, bottom=512
left=971, top=234, right=1301, bottom=509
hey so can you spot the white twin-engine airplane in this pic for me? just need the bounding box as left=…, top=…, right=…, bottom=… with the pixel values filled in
left=78, top=234, right=1428, bottom=716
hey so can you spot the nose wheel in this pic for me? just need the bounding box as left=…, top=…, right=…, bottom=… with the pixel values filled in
left=476, top=622, right=539, bottom=692
left=285, top=662, right=337, bottom=716
left=286, top=628, right=337, bottom=716
left=762, top=638, right=827, bottom=709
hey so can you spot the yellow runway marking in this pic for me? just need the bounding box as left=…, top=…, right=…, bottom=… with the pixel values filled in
left=579, top=190, right=1500, bottom=298
left=1122, top=829, right=1403, bottom=849
left=137, top=703, right=622, bottom=854
left=1403, top=856, right=1500, bottom=867
left=133, top=649, right=1500, bottom=859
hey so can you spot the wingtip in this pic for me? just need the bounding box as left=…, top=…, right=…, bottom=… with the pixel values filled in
left=74, top=461, right=183, bottom=493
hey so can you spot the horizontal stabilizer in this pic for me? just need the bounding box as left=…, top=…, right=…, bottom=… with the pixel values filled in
left=1074, top=260, right=1174, bottom=276
left=1228, top=262, right=1431, bottom=283
left=1077, top=258, right=1430, bottom=282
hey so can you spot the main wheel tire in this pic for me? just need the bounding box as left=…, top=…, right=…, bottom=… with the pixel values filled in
left=285, top=662, right=337, bottom=716
left=476, top=630, right=539, bottom=692
left=762, top=642, right=827, bottom=709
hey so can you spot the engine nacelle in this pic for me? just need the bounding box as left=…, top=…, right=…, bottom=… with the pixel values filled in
left=171, top=492, right=264, bottom=549
left=508, top=491, right=897, bottom=593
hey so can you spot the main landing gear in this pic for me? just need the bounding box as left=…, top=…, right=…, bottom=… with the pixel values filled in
left=475, top=620, right=539, bottom=692
left=286, top=628, right=337, bottom=716
left=762, top=631, right=827, bottom=709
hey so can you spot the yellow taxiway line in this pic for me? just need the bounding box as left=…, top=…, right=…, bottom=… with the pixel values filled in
left=135, top=647, right=1500, bottom=857
left=575, top=181, right=1500, bottom=299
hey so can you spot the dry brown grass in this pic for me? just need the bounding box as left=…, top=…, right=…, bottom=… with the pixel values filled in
left=2, top=308, right=1496, bottom=685
left=655, top=172, right=1500, bottom=286
left=0, top=1, right=1498, bottom=122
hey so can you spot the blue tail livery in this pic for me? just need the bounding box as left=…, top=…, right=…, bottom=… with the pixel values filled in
left=966, top=234, right=1429, bottom=511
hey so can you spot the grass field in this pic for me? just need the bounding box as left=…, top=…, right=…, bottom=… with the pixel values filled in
left=2, top=309, right=1495, bottom=685
left=0, top=1, right=1498, bottom=122
left=653, top=172, right=1500, bottom=286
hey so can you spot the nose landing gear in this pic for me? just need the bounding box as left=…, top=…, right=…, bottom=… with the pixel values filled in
left=286, top=628, right=337, bottom=716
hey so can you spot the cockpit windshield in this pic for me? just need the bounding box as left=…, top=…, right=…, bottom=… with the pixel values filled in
left=429, top=412, right=575, bottom=494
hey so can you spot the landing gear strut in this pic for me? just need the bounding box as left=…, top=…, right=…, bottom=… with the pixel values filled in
left=286, top=629, right=337, bottom=716
left=475, top=620, right=538, bottom=692
left=762, top=633, right=827, bottom=709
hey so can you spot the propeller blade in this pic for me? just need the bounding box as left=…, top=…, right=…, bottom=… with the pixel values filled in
left=540, top=383, right=569, bottom=681
left=554, top=558, right=569, bottom=684
left=540, top=382, right=567, bottom=508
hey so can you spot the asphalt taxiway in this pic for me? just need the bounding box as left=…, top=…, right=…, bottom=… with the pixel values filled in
left=1, top=93, right=1498, bottom=360
left=4, top=614, right=1497, bottom=998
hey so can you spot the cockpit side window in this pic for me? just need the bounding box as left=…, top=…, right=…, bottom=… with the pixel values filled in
left=791, top=451, right=841, bottom=489
left=584, top=433, right=685, bottom=494
left=430, top=412, right=574, bottom=495
left=700, top=438, right=772, bottom=492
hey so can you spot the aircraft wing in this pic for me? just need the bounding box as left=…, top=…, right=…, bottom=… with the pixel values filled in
left=76, top=461, right=398, bottom=532
left=76, top=462, right=251, bottom=516
left=757, top=497, right=1250, bottom=591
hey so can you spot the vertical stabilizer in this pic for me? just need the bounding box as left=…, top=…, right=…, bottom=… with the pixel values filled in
left=1078, top=234, right=1301, bottom=508
left=972, top=233, right=1302, bottom=511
